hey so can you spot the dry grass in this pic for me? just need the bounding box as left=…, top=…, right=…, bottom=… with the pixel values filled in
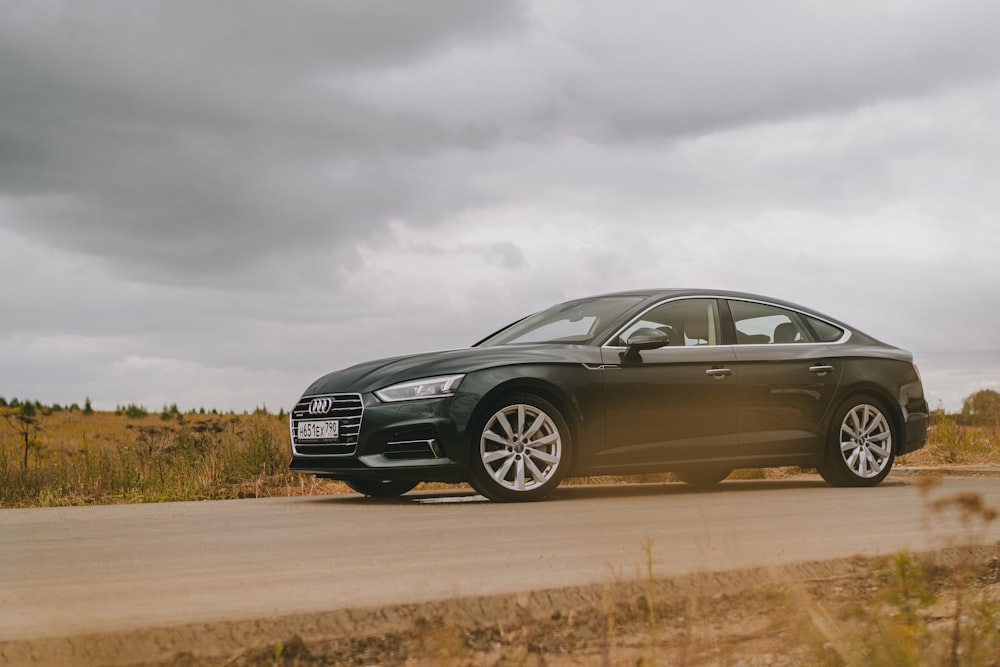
left=0, top=408, right=352, bottom=507
left=2, top=405, right=999, bottom=508
left=899, top=410, right=1000, bottom=467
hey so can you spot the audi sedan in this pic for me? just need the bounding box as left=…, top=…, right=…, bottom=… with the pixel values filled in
left=289, top=289, right=928, bottom=501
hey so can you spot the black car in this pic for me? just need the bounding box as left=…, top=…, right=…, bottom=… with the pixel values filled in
left=289, top=290, right=928, bottom=501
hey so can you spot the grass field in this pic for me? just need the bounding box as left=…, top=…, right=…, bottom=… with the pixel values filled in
left=1, top=403, right=998, bottom=508
left=0, top=407, right=350, bottom=507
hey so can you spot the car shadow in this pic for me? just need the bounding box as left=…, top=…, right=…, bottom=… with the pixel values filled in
left=553, top=477, right=908, bottom=501
left=300, top=476, right=909, bottom=506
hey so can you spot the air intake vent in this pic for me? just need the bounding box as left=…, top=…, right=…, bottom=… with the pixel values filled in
left=384, top=439, right=440, bottom=460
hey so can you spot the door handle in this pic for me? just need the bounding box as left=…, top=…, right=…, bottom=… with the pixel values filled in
left=705, top=367, right=733, bottom=378
left=809, top=364, right=834, bottom=375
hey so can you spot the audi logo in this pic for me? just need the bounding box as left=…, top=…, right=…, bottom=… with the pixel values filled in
left=308, top=397, right=334, bottom=415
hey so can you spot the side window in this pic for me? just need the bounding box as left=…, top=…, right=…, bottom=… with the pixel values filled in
left=616, top=299, right=721, bottom=346
left=728, top=301, right=815, bottom=344
left=802, top=314, right=845, bottom=343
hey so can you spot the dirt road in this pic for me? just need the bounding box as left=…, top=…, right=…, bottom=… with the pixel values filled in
left=2, top=475, right=999, bottom=664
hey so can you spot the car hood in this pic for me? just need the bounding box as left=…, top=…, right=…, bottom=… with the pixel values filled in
left=303, top=344, right=600, bottom=396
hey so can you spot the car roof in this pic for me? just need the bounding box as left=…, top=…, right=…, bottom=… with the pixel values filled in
left=584, top=288, right=799, bottom=306
left=579, top=288, right=854, bottom=331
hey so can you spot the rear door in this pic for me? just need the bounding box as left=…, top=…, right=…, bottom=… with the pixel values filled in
left=725, top=299, right=844, bottom=460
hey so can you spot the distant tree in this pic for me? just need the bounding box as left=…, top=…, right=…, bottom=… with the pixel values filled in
left=0, top=397, right=6, bottom=407
left=69, top=402, right=80, bottom=411
left=3, top=402, right=43, bottom=470
left=9, top=398, right=20, bottom=408
left=961, top=389, right=1000, bottom=429
left=160, top=403, right=181, bottom=420
left=122, top=403, right=148, bottom=419
left=83, top=397, right=94, bottom=415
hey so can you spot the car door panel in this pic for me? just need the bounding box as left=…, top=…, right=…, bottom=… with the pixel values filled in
left=734, top=343, right=843, bottom=457
left=595, top=345, right=740, bottom=467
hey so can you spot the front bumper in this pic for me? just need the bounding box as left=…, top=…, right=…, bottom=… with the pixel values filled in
left=288, top=391, right=474, bottom=483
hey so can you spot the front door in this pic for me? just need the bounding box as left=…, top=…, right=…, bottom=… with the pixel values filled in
left=595, top=298, right=740, bottom=471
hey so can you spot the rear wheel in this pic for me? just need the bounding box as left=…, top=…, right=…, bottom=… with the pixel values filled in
left=818, top=396, right=895, bottom=487
left=343, top=479, right=418, bottom=498
left=468, top=394, right=571, bottom=502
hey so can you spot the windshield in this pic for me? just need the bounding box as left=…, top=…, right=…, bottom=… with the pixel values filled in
left=476, top=296, right=645, bottom=347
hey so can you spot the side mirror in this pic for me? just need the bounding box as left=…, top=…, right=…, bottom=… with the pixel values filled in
left=622, top=328, right=670, bottom=362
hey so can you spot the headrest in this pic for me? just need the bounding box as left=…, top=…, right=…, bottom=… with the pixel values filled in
left=774, top=322, right=797, bottom=343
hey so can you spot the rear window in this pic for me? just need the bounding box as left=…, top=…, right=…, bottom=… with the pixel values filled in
left=729, top=300, right=813, bottom=344
left=803, top=315, right=845, bottom=343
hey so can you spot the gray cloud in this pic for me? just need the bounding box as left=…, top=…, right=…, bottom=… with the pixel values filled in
left=0, top=0, right=523, bottom=284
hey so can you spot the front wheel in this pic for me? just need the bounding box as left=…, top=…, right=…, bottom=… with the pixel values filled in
left=343, top=479, right=419, bottom=498
left=468, top=394, right=571, bottom=502
left=818, top=396, right=896, bottom=487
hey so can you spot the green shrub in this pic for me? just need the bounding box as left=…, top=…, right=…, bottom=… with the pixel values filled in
left=961, top=389, right=1000, bottom=429
left=116, top=403, right=148, bottom=419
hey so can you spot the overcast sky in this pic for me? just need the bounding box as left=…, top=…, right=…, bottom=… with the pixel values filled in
left=1, top=0, right=998, bottom=413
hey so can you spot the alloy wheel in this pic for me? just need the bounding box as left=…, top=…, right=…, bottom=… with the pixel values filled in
left=480, top=403, right=563, bottom=493
left=839, top=403, right=893, bottom=478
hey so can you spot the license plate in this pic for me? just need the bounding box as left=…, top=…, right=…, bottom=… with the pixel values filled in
left=298, top=420, right=339, bottom=440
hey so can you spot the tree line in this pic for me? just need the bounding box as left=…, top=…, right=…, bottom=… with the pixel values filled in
left=2, top=390, right=997, bottom=427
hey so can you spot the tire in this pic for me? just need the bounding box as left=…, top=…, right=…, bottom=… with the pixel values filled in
left=468, top=393, right=571, bottom=502
left=343, top=479, right=418, bottom=498
left=818, top=395, right=896, bottom=487
left=673, top=467, right=731, bottom=485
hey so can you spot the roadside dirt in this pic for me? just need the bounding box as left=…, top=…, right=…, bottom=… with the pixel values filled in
left=4, top=543, right=998, bottom=667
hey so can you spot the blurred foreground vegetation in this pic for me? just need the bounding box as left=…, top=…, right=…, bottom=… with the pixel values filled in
left=1, top=390, right=999, bottom=508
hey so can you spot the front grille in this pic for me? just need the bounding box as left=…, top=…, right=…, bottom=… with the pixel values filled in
left=290, top=393, right=363, bottom=456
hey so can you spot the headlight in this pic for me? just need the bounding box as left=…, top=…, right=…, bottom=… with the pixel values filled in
left=374, top=375, right=466, bottom=402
